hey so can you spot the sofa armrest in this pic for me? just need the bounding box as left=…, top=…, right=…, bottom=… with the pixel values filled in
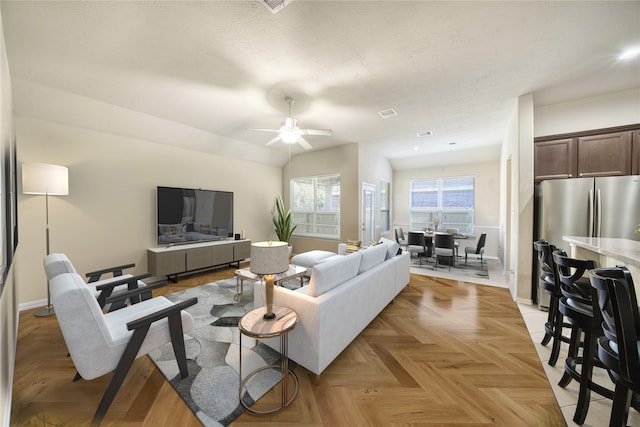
left=86, top=263, right=136, bottom=283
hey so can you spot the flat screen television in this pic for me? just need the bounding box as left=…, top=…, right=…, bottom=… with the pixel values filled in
left=156, top=186, right=234, bottom=245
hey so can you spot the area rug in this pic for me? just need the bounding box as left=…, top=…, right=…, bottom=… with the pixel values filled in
left=410, top=256, right=506, bottom=288
left=148, top=278, right=291, bottom=426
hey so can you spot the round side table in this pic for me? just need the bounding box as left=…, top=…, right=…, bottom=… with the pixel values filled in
left=238, top=305, right=299, bottom=414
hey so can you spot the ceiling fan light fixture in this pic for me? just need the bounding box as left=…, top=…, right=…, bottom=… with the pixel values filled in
left=279, top=130, right=300, bottom=144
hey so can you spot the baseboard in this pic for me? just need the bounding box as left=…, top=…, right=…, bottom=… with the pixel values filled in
left=515, top=297, right=534, bottom=305
left=4, top=304, right=20, bottom=427
left=18, top=298, right=47, bottom=312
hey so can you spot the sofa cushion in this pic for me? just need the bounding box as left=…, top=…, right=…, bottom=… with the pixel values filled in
left=308, top=251, right=362, bottom=297
left=357, top=243, right=388, bottom=274
left=379, top=237, right=401, bottom=260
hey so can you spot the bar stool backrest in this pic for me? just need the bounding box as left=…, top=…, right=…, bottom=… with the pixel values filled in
left=589, top=266, right=640, bottom=386
left=533, top=240, right=557, bottom=291
left=552, top=249, right=596, bottom=304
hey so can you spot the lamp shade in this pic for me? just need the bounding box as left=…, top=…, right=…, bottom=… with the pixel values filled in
left=22, top=163, right=69, bottom=195
left=250, top=241, right=289, bottom=275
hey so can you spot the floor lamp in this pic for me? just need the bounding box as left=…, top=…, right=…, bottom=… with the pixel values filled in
left=22, top=163, right=69, bottom=317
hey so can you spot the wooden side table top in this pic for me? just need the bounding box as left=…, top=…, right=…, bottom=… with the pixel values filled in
left=239, top=306, right=298, bottom=339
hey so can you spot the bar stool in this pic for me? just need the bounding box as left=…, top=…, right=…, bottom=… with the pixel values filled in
left=533, top=240, right=570, bottom=366
left=589, top=266, right=640, bottom=427
left=553, top=249, right=613, bottom=425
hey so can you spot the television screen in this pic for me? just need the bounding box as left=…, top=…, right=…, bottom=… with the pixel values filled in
left=157, top=186, right=233, bottom=245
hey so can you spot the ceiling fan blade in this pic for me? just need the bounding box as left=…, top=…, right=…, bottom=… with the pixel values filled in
left=266, top=136, right=281, bottom=146
left=303, top=129, right=334, bottom=136
left=297, top=138, right=312, bottom=150
left=246, top=128, right=279, bottom=133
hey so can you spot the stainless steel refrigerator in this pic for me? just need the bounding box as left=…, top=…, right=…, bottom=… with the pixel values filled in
left=534, top=175, right=640, bottom=308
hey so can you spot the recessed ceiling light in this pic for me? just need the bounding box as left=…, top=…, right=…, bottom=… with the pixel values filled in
left=618, top=47, right=640, bottom=61
left=417, top=131, right=433, bottom=138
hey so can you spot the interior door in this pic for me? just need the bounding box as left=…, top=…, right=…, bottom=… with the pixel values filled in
left=362, top=183, right=376, bottom=243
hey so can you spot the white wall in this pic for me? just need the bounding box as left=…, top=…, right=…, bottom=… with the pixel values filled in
left=515, top=94, right=535, bottom=304
left=500, top=104, right=519, bottom=297
left=535, top=88, right=640, bottom=136
left=392, top=160, right=501, bottom=258
left=359, top=145, right=393, bottom=241
left=16, top=116, right=282, bottom=306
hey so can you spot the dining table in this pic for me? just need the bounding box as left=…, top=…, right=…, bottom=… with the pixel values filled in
left=421, top=230, right=475, bottom=257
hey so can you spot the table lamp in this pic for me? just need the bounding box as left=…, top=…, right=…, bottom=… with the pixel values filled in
left=22, top=163, right=69, bottom=317
left=250, top=241, right=289, bottom=320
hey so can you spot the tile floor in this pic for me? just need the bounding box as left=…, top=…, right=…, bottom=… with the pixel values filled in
left=518, top=302, right=640, bottom=427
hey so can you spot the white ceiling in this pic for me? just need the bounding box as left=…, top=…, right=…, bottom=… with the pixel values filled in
left=2, top=1, right=639, bottom=169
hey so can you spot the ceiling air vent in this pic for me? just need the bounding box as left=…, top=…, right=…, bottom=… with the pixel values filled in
left=378, top=108, right=398, bottom=119
left=261, top=0, right=294, bottom=14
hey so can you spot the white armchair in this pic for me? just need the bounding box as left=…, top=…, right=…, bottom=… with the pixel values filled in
left=43, top=253, right=154, bottom=311
left=49, top=272, right=196, bottom=426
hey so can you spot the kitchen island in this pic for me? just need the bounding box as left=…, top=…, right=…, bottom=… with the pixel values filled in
left=563, top=236, right=640, bottom=299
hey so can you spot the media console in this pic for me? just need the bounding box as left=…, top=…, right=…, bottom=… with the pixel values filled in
left=148, top=239, right=251, bottom=281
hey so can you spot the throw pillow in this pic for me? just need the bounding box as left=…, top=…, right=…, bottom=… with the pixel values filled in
left=345, top=239, right=362, bottom=253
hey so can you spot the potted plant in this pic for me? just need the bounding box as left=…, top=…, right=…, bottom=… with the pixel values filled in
left=273, top=194, right=297, bottom=255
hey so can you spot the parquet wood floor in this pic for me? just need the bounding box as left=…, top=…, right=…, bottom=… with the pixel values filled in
left=10, top=265, right=565, bottom=426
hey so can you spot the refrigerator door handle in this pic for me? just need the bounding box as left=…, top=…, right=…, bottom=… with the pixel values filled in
left=596, top=188, right=602, bottom=238
left=588, top=189, right=594, bottom=237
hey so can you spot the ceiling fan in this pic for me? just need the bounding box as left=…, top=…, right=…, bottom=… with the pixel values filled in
left=247, top=96, right=333, bottom=150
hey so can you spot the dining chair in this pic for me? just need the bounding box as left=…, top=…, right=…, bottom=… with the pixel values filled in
left=395, top=227, right=408, bottom=250
left=433, top=232, right=455, bottom=271
left=445, top=228, right=460, bottom=256
left=464, top=233, right=486, bottom=266
left=407, top=231, right=428, bottom=267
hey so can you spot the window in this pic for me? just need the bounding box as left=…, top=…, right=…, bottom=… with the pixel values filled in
left=409, top=177, right=474, bottom=233
left=291, top=174, right=340, bottom=238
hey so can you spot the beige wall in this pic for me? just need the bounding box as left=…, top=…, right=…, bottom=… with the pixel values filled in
left=16, top=116, right=282, bottom=306
left=286, top=143, right=359, bottom=254
left=392, top=160, right=501, bottom=258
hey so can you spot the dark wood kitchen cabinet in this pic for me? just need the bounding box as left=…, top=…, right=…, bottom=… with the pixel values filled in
left=576, top=131, right=632, bottom=177
left=534, top=138, right=577, bottom=180
left=534, top=125, right=639, bottom=181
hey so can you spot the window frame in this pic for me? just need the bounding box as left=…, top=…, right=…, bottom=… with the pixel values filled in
left=290, top=173, right=341, bottom=239
left=409, top=176, right=475, bottom=234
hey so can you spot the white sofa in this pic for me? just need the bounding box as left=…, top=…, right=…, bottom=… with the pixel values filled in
left=254, top=238, right=410, bottom=375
